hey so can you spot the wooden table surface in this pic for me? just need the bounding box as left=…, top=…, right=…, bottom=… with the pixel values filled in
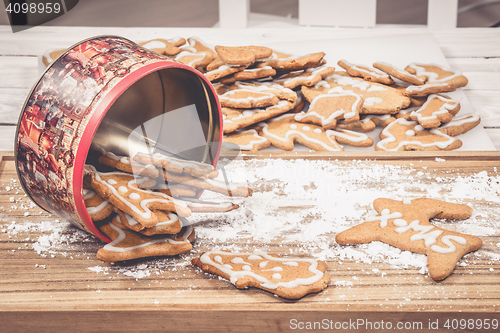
left=1, top=26, right=500, bottom=331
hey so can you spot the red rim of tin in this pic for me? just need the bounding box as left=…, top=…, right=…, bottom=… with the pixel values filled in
left=15, top=35, right=223, bottom=243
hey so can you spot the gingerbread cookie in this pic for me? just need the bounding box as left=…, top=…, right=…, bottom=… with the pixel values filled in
left=42, top=48, right=65, bottom=66
left=84, top=189, right=113, bottom=221
left=174, top=36, right=217, bottom=69
left=338, top=59, right=394, bottom=85
left=139, top=37, right=185, bottom=56
left=260, top=114, right=343, bottom=151
left=204, top=64, right=247, bottom=82
left=256, top=51, right=326, bottom=71
left=155, top=183, right=198, bottom=198
left=372, top=61, right=425, bottom=86
left=336, top=114, right=396, bottom=133
left=223, top=128, right=271, bottom=151
left=97, top=220, right=194, bottom=262
left=404, top=82, right=455, bottom=97
left=176, top=197, right=239, bottom=213
left=88, top=166, right=192, bottom=227
left=132, top=152, right=218, bottom=179
left=303, top=73, right=411, bottom=114
left=192, top=250, right=330, bottom=299
left=336, top=198, right=482, bottom=280
left=405, top=63, right=468, bottom=89
left=219, top=89, right=279, bottom=109
left=376, top=118, right=462, bottom=151
left=158, top=169, right=252, bottom=197
left=294, top=86, right=362, bottom=130
left=215, top=45, right=273, bottom=66
left=98, top=152, right=159, bottom=178
left=410, top=94, right=460, bottom=128
left=229, top=81, right=297, bottom=103
left=220, top=66, right=277, bottom=85
left=222, top=100, right=295, bottom=134
left=436, top=113, right=481, bottom=137
left=114, top=208, right=183, bottom=236
left=273, top=66, right=336, bottom=89
left=328, top=129, right=373, bottom=147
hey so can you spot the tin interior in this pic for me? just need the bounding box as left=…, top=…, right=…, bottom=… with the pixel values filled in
left=87, top=67, right=221, bottom=167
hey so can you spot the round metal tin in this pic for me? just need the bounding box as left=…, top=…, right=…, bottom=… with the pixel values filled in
left=15, top=36, right=222, bottom=242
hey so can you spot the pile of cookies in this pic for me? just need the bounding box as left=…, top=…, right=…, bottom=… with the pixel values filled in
left=83, top=151, right=251, bottom=263
left=132, top=37, right=481, bottom=152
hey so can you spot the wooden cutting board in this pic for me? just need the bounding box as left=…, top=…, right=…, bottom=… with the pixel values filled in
left=1, top=151, right=499, bottom=332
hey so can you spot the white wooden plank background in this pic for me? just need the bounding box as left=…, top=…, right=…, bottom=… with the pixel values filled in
left=1, top=26, right=499, bottom=150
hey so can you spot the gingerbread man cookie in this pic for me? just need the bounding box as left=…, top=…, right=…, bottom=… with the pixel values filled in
left=273, top=65, right=336, bottom=89
left=256, top=51, right=326, bottom=71
left=376, top=118, right=462, bottom=151
left=336, top=198, right=482, bottom=280
left=223, top=128, right=271, bottom=152
left=192, top=250, right=330, bottom=299
left=260, top=114, right=343, bottom=151
left=294, top=86, right=362, bottom=130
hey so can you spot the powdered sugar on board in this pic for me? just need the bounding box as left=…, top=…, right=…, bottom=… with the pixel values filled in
left=190, top=158, right=499, bottom=274
left=2, top=158, right=499, bottom=282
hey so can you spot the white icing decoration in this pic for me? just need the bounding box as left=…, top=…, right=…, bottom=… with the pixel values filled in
left=86, top=199, right=109, bottom=215
left=107, top=179, right=117, bottom=185
left=302, top=126, right=311, bottom=131
left=395, top=220, right=444, bottom=247
left=259, top=261, right=269, bottom=268
left=376, top=119, right=458, bottom=151
left=313, top=128, right=322, bottom=134
left=231, top=257, right=252, bottom=265
left=83, top=189, right=96, bottom=200
left=407, top=62, right=463, bottom=84
left=128, top=193, right=141, bottom=200
left=248, top=255, right=263, bottom=260
left=242, top=265, right=252, bottom=271
left=327, top=129, right=370, bottom=143
left=199, top=251, right=324, bottom=290
left=405, top=130, right=416, bottom=137
left=340, top=59, right=390, bottom=80
left=403, top=198, right=412, bottom=204
left=142, top=40, right=167, bottom=50
left=290, top=124, right=297, bottom=130
left=102, top=224, right=192, bottom=253
left=431, top=235, right=467, bottom=254
left=365, top=208, right=403, bottom=228
left=438, top=113, right=480, bottom=129
left=214, top=255, right=223, bottom=264
left=410, top=94, right=459, bottom=122
left=282, top=261, right=299, bottom=267
left=363, top=97, right=384, bottom=106
left=262, top=115, right=342, bottom=152
left=118, top=186, right=128, bottom=193
left=393, top=219, right=408, bottom=227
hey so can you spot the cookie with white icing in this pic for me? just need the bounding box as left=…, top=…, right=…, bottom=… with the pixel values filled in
left=405, top=62, right=468, bottom=89
left=220, top=66, right=276, bottom=85
left=435, top=113, right=481, bottom=137
left=338, top=60, right=394, bottom=85
left=158, top=168, right=252, bottom=197
left=223, top=128, right=271, bottom=152
left=222, top=100, right=295, bottom=134
left=219, top=89, right=279, bottom=109
left=88, top=165, right=192, bottom=228
left=303, top=72, right=411, bottom=114
left=376, top=118, right=462, bottom=151
left=215, top=45, right=273, bottom=66
left=260, top=114, right=343, bottom=152
left=192, top=250, right=330, bottom=299
left=404, top=82, right=456, bottom=97
left=114, top=208, right=183, bottom=235
left=139, top=37, right=185, bottom=56
left=336, top=114, right=396, bottom=133
left=98, top=152, right=159, bottom=178
left=336, top=198, right=482, bottom=280
left=97, top=219, right=194, bottom=262
left=410, top=94, right=460, bottom=128
left=327, top=129, right=373, bottom=147
left=273, top=65, right=336, bottom=89
left=228, top=81, right=297, bottom=103
left=132, top=152, right=218, bottom=179
left=294, top=87, right=362, bottom=130
left=255, top=51, right=326, bottom=71
left=84, top=189, right=113, bottom=222
left=372, top=61, right=425, bottom=86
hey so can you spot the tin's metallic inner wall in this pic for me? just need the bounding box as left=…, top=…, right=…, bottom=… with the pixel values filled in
left=89, top=68, right=220, bottom=166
